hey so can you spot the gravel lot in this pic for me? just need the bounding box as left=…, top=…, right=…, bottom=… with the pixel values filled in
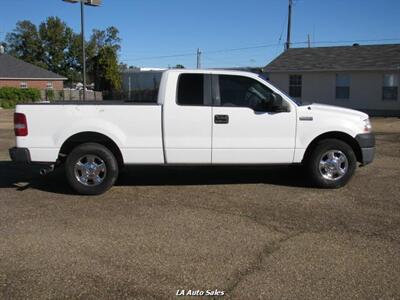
left=0, top=109, right=399, bottom=299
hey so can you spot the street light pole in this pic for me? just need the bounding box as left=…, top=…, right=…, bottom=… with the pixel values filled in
left=80, top=0, right=86, bottom=101
left=63, top=0, right=101, bottom=101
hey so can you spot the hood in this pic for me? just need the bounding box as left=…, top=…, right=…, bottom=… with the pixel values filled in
left=302, top=103, right=369, bottom=120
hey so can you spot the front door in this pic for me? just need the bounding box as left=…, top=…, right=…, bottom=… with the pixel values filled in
left=211, top=74, right=296, bottom=164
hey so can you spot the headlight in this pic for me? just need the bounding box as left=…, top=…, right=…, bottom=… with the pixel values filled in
left=363, top=118, right=372, bottom=133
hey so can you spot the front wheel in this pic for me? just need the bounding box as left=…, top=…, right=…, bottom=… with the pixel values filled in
left=306, top=139, right=357, bottom=188
left=65, top=143, right=119, bottom=195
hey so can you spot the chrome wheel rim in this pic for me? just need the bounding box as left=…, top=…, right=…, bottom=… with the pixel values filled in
left=319, top=150, right=348, bottom=181
left=74, top=155, right=107, bottom=186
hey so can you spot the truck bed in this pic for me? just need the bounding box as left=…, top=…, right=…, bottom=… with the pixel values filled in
left=15, top=103, right=164, bottom=164
left=18, top=100, right=159, bottom=106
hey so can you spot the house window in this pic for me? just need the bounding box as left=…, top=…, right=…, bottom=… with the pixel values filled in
left=336, top=74, right=351, bottom=99
left=20, top=82, right=28, bottom=89
left=46, top=82, right=53, bottom=90
left=289, top=75, right=302, bottom=98
left=383, top=74, right=398, bottom=101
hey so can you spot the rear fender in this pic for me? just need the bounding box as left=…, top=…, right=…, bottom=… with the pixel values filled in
left=56, top=119, right=126, bottom=152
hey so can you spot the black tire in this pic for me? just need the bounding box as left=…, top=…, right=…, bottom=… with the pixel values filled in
left=306, top=139, right=357, bottom=188
left=65, top=143, right=119, bottom=195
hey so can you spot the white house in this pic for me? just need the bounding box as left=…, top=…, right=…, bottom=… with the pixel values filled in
left=264, top=44, right=400, bottom=116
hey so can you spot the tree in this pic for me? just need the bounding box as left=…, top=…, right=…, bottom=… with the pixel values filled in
left=175, top=64, right=185, bottom=69
left=5, top=21, right=44, bottom=67
left=65, top=33, right=84, bottom=83
left=87, top=26, right=121, bottom=56
left=5, top=19, right=123, bottom=93
left=39, top=17, right=74, bottom=77
left=6, top=18, right=78, bottom=82
left=92, top=46, right=121, bottom=93
left=87, top=27, right=122, bottom=93
left=119, top=63, right=128, bottom=72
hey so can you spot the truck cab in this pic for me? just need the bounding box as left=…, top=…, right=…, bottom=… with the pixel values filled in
left=162, top=70, right=296, bottom=164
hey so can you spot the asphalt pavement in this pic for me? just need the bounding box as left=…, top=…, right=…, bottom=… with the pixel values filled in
left=0, top=109, right=399, bottom=299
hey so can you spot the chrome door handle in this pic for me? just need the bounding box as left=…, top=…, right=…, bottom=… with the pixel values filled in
left=214, top=115, right=229, bottom=124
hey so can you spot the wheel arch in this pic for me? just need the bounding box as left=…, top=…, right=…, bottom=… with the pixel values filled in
left=302, top=131, right=362, bottom=163
left=59, top=132, right=124, bottom=167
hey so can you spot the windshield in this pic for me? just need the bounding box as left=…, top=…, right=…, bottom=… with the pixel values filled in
left=258, top=74, right=302, bottom=106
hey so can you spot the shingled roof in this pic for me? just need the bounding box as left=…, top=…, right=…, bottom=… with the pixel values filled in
left=0, top=53, right=67, bottom=80
left=265, top=44, right=400, bottom=72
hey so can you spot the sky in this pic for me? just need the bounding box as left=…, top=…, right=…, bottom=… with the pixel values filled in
left=0, top=0, right=399, bottom=69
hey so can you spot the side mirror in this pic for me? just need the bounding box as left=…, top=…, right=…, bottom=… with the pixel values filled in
left=270, top=93, right=288, bottom=112
left=251, top=93, right=288, bottom=112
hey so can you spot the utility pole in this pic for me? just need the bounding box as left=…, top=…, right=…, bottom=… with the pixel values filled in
left=307, top=34, right=311, bottom=48
left=285, top=0, right=293, bottom=51
left=196, top=48, right=202, bottom=69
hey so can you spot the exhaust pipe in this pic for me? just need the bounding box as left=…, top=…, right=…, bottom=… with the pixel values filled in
left=40, top=165, right=54, bottom=176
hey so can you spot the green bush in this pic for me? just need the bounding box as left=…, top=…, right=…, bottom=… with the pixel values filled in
left=0, top=87, right=41, bottom=108
left=46, top=89, right=55, bottom=101
left=57, top=90, right=64, bottom=101
left=0, top=100, right=13, bottom=109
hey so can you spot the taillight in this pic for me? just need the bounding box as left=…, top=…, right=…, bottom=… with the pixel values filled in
left=14, top=113, right=28, bottom=136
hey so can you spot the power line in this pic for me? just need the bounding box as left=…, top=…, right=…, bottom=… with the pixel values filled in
left=278, top=14, right=287, bottom=45
left=121, top=38, right=400, bottom=63
left=303, top=38, right=400, bottom=45
left=202, top=55, right=251, bottom=68
left=123, top=52, right=196, bottom=62
left=123, top=43, right=285, bottom=61
left=202, top=43, right=281, bottom=55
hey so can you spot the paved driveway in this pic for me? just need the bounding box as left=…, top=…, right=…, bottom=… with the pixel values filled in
left=0, top=109, right=399, bottom=299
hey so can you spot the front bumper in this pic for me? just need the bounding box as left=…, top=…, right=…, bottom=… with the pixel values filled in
left=356, top=133, right=376, bottom=165
left=360, top=147, right=375, bottom=165
left=9, top=147, right=31, bottom=163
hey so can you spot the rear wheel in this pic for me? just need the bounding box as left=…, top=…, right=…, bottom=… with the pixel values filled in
left=65, top=143, right=119, bottom=195
left=306, top=139, right=357, bottom=188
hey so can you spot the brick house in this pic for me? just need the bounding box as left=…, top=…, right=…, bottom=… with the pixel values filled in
left=264, top=44, right=400, bottom=116
left=0, top=53, right=67, bottom=90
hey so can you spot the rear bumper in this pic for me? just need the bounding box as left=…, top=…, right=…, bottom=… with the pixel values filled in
left=9, top=147, right=31, bottom=163
left=356, top=133, right=376, bottom=165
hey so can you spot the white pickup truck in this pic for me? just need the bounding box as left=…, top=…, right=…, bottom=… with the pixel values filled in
left=10, top=69, right=375, bottom=195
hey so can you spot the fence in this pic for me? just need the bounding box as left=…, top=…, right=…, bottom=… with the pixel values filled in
left=41, top=89, right=103, bottom=101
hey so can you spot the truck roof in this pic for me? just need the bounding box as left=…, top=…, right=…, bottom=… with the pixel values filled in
left=164, top=68, right=261, bottom=78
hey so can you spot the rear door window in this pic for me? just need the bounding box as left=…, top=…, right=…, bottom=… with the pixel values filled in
left=177, top=74, right=205, bottom=106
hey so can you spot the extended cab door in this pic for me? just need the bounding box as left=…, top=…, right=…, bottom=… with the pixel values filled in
left=211, top=74, right=296, bottom=164
left=163, top=73, right=213, bottom=164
